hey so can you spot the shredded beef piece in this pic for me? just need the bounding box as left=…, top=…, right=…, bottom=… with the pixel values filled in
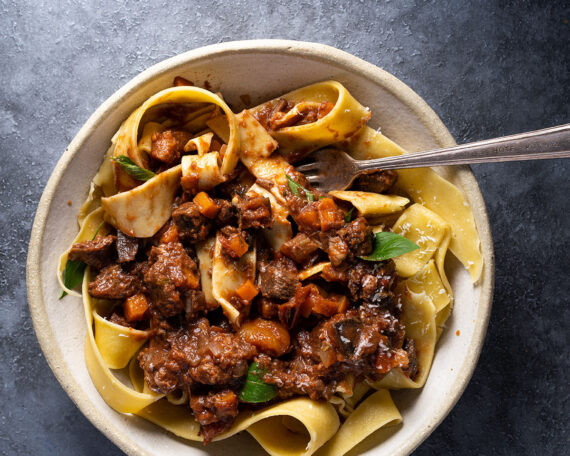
left=338, top=217, right=373, bottom=257
left=172, top=202, right=212, bottom=243
left=258, top=256, right=299, bottom=301
left=137, top=338, right=175, bottom=392
left=190, top=390, right=239, bottom=443
left=116, top=231, right=139, bottom=263
left=325, top=235, right=349, bottom=267
left=68, top=235, right=116, bottom=269
left=237, top=195, right=273, bottom=229
left=144, top=242, right=200, bottom=317
left=280, top=233, right=320, bottom=264
left=184, top=289, right=208, bottom=319
left=88, top=264, right=139, bottom=299
left=138, top=318, right=256, bottom=394
left=213, top=199, right=236, bottom=226
left=352, top=169, right=398, bottom=194
left=150, top=130, right=193, bottom=164
left=347, top=261, right=397, bottom=307
left=260, top=301, right=406, bottom=400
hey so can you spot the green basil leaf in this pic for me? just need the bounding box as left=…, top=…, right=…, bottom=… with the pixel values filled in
left=59, top=259, right=87, bottom=299
left=360, top=231, right=419, bottom=262
left=59, top=221, right=104, bottom=299
left=111, top=155, right=155, bottom=181
left=239, top=362, right=278, bottom=403
left=286, top=175, right=314, bottom=202
left=345, top=207, right=354, bottom=223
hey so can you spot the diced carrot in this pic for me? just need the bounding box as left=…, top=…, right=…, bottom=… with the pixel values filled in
left=193, top=191, right=220, bottom=219
left=123, top=293, right=149, bottom=322
left=236, top=279, right=259, bottom=303
left=317, top=198, right=344, bottom=231
left=229, top=234, right=249, bottom=258
left=296, top=204, right=320, bottom=230
left=160, top=222, right=179, bottom=243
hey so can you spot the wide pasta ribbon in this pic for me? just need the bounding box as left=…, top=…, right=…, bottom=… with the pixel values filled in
left=371, top=286, right=437, bottom=390
left=248, top=80, right=371, bottom=161
left=343, top=128, right=483, bottom=283
left=112, top=86, right=239, bottom=191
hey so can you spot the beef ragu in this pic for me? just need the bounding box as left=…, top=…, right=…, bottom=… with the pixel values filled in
left=60, top=78, right=479, bottom=452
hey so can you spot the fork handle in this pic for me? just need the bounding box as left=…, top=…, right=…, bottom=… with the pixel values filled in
left=355, top=123, right=570, bottom=171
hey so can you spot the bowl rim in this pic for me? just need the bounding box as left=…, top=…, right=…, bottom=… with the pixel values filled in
left=26, top=39, right=495, bottom=456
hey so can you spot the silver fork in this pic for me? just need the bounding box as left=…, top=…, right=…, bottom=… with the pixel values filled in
left=296, top=123, right=570, bottom=193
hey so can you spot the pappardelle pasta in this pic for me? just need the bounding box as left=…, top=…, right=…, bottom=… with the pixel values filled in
left=59, top=77, right=482, bottom=455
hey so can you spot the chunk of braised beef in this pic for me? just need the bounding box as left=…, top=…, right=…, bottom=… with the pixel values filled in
left=324, top=235, right=349, bottom=267
left=190, top=389, right=239, bottom=444
left=68, top=235, right=116, bottom=269
left=150, top=130, right=193, bottom=164
left=116, top=231, right=139, bottom=263
left=237, top=195, right=273, bottom=229
left=184, top=289, right=209, bottom=319
left=258, top=256, right=299, bottom=301
left=88, top=264, right=139, bottom=299
left=352, top=169, right=398, bottom=194
left=138, top=319, right=256, bottom=397
left=108, top=311, right=135, bottom=328
left=321, top=263, right=348, bottom=283
left=137, top=337, right=176, bottom=393
left=172, top=202, right=212, bottom=243
left=213, top=199, right=236, bottom=227
left=338, top=217, right=373, bottom=257
left=280, top=233, right=320, bottom=264
left=347, top=260, right=397, bottom=306
left=144, top=242, right=200, bottom=317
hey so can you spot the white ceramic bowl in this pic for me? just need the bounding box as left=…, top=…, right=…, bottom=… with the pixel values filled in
left=27, top=40, right=494, bottom=456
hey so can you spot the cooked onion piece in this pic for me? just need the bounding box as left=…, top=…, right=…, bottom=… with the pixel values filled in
left=299, top=262, right=331, bottom=281
left=211, top=232, right=256, bottom=324
left=101, top=165, right=182, bottom=238
left=329, top=190, right=409, bottom=217
left=249, top=80, right=371, bottom=161
left=344, top=127, right=483, bottom=282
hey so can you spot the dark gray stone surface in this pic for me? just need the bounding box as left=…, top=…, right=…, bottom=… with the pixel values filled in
left=1, top=0, right=568, bottom=454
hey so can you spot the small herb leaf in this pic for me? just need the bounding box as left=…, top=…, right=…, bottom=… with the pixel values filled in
left=360, top=231, right=420, bottom=262
left=59, top=260, right=87, bottom=299
left=112, top=155, right=155, bottom=181
left=345, top=207, right=354, bottom=223
left=239, top=362, right=278, bottom=403
left=286, top=175, right=314, bottom=202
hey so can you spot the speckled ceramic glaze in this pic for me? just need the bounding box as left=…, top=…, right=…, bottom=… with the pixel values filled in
left=27, top=40, right=494, bottom=456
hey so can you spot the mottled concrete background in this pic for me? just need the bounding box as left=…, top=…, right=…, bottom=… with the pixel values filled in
left=1, top=0, right=568, bottom=454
